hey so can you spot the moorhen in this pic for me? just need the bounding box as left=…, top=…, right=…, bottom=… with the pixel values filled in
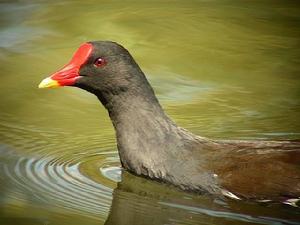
left=39, top=41, right=300, bottom=206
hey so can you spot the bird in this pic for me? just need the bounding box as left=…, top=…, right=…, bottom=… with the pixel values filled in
left=39, top=41, right=300, bottom=206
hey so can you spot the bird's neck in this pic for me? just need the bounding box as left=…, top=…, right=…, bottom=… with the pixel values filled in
left=95, top=80, right=177, bottom=174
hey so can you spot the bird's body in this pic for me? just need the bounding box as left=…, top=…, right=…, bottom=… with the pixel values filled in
left=39, top=41, right=300, bottom=205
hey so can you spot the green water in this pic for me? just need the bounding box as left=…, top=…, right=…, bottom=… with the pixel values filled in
left=0, top=1, right=300, bottom=224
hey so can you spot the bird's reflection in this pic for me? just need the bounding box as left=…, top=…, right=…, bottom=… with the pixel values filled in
left=104, top=171, right=300, bottom=225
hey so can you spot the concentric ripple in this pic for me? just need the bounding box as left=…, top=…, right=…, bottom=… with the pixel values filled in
left=0, top=144, right=120, bottom=220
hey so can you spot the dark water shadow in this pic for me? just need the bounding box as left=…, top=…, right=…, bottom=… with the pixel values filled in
left=104, top=171, right=300, bottom=225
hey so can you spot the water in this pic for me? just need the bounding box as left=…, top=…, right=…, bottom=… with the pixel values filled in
left=0, top=1, right=300, bottom=224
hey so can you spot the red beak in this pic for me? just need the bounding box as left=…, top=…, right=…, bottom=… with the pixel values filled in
left=38, top=43, right=93, bottom=88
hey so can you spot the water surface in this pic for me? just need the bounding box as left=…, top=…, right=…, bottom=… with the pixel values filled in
left=0, top=1, right=300, bottom=224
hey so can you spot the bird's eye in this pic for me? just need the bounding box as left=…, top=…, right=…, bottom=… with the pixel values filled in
left=94, top=57, right=107, bottom=67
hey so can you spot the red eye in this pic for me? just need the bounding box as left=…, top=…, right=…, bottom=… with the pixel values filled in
left=94, top=57, right=106, bottom=67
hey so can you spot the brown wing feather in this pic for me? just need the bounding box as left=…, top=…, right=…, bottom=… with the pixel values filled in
left=214, top=140, right=300, bottom=200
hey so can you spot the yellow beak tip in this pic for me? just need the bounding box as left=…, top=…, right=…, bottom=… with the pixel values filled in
left=38, top=77, right=59, bottom=89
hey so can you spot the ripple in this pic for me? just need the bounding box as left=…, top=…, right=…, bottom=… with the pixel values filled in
left=159, top=202, right=300, bottom=225
left=0, top=146, right=120, bottom=219
left=0, top=113, right=119, bottom=220
left=100, top=166, right=122, bottom=182
left=147, top=70, right=213, bottom=104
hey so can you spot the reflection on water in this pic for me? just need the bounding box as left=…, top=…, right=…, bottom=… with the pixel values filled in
left=0, top=0, right=300, bottom=225
left=0, top=145, right=115, bottom=222
left=105, top=172, right=300, bottom=225
left=1, top=146, right=299, bottom=225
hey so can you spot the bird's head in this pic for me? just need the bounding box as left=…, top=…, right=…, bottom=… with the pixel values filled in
left=39, top=41, right=148, bottom=99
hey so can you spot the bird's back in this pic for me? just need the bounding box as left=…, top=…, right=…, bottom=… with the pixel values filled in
left=208, top=139, right=300, bottom=202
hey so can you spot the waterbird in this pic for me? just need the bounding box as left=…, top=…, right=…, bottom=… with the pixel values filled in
left=39, top=41, right=300, bottom=206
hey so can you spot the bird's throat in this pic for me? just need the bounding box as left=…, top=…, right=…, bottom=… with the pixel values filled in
left=96, top=86, right=175, bottom=175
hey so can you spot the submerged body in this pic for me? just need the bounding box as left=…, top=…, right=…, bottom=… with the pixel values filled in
left=109, top=95, right=300, bottom=202
left=39, top=41, right=300, bottom=204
